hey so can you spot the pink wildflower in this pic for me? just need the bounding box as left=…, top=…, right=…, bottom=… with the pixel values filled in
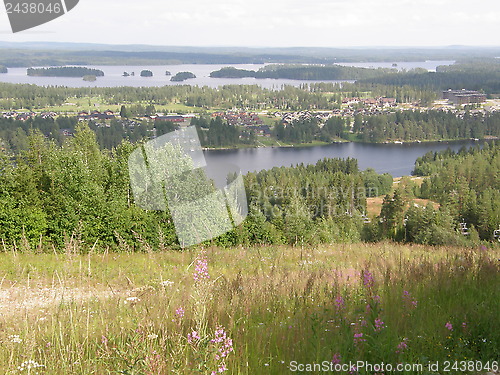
left=353, top=332, right=366, bottom=344
left=363, top=270, right=374, bottom=288
left=187, top=331, right=201, bottom=344
left=193, top=253, right=210, bottom=282
left=334, top=296, right=345, bottom=309
left=332, top=353, right=341, bottom=365
left=396, top=338, right=408, bottom=354
left=374, top=317, right=385, bottom=332
left=175, top=307, right=185, bottom=319
left=445, top=322, right=453, bottom=331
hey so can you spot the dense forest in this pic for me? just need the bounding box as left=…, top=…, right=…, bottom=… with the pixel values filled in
left=26, top=67, right=105, bottom=77
left=359, top=142, right=500, bottom=245
left=0, top=80, right=442, bottom=112
left=362, top=60, right=500, bottom=95
left=1, top=121, right=498, bottom=251
left=411, top=143, right=500, bottom=240
left=0, top=125, right=386, bottom=250
left=274, top=110, right=500, bottom=144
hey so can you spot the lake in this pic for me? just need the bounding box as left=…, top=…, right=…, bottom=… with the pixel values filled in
left=0, top=61, right=453, bottom=88
left=204, top=140, right=486, bottom=177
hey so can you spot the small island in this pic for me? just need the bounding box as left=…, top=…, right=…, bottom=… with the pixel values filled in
left=165, top=70, right=171, bottom=76
left=170, top=71, right=196, bottom=82
left=27, top=66, right=104, bottom=77
left=123, top=72, right=130, bottom=77
left=0, top=66, right=7, bottom=73
left=140, top=70, right=153, bottom=77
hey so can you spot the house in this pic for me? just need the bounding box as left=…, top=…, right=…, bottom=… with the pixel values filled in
left=443, top=89, right=487, bottom=105
left=154, top=115, right=185, bottom=122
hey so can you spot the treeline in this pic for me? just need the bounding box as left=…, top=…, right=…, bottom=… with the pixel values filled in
left=361, top=60, right=500, bottom=95
left=0, top=125, right=394, bottom=250
left=210, top=65, right=397, bottom=80
left=355, top=110, right=500, bottom=142
left=0, top=81, right=433, bottom=112
left=273, top=110, right=500, bottom=144
left=27, top=67, right=105, bottom=77
left=274, top=116, right=348, bottom=143
left=191, top=117, right=239, bottom=147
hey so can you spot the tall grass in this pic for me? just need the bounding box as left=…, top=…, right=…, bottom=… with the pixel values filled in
left=0, top=243, right=498, bottom=374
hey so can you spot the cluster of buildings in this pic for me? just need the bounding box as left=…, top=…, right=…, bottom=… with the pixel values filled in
left=342, top=96, right=397, bottom=107
left=77, top=110, right=116, bottom=121
left=2, top=111, right=57, bottom=121
left=442, top=89, right=487, bottom=105
left=211, top=111, right=263, bottom=126
left=211, top=110, right=271, bottom=137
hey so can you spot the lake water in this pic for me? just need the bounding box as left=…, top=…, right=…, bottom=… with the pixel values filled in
left=0, top=61, right=453, bottom=88
left=204, top=140, right=485, bottom=177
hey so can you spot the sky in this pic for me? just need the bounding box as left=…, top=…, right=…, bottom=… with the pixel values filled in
left=0, top=0, right=499, bottom=47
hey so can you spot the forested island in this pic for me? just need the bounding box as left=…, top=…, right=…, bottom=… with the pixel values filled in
left=26, top=66, right=105, bottom=77
left=170, top=71, right=196, bottom=81
left=210, top=65, right=397, bottom=80
left=140, top=70, right=153, bottom=77
left=0, top=66, right=7, bottom=73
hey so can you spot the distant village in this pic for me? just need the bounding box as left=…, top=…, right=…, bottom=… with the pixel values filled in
left=2, top=91, right=498, bottom=139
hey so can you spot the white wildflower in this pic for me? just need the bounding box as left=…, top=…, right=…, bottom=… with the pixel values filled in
left=160, top=280, right=174, bottom=287
left=124, top=296, right=140, bottom=304
left=18, top=360, right=45, bottom=372
left=9, top=335, right=22, bottom=344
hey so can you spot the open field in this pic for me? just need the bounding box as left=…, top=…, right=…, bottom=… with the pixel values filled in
left=0, top=243, right=498, bottom=374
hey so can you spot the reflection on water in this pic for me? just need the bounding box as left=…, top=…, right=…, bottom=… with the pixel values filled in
left=204, top=140, right=488, bottom=177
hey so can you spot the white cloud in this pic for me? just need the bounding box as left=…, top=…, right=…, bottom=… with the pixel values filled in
left=0, top=0, right=499, bottom=46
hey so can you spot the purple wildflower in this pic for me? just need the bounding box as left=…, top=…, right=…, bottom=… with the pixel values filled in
left=332, top=353, right=341, bottom=365
left=445, top=322, right=453, bottom=331
left=334, top=296, right=345, bottom=309
left=187, top=330, right=201, bottom=344
left=353, top=332, right=366, bottom=344
left=396, top=338, right=408, bottom=354
left=363, top=270, right=374, bottom=288
left=374, top=317, right=385, bottom=332
left=175, top=307, right=185, bottom=319
left=193, top=253, right=210, bottom=282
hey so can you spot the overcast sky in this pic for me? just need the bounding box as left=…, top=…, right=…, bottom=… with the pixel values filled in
left=0, top=0, right=499, bottom=47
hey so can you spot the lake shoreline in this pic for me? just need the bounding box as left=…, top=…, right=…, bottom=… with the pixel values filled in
left=202, top=137, right=497, bottom=151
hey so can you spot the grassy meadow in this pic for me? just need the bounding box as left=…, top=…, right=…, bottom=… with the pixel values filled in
left=0, top=243, right=498, bottom=374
